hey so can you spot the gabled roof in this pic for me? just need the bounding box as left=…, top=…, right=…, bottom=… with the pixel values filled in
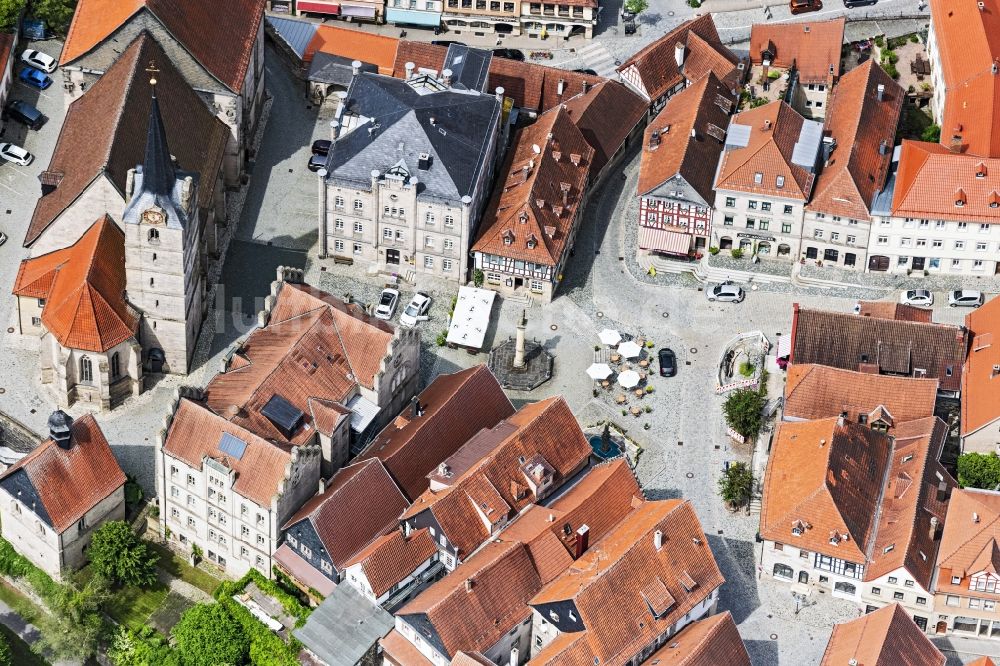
left=617, top=15, right=740, bottom=103
left=938, top=488, right=1000, bottom=579
left=344, top=527, right=437, bottom=598
left=14, top=216, right=135, bottom=353
left=928, top=0, right=1000, bottom=158
left=358, top=365, right=514, bottom=501
left=561, top=80, right=647, bottom=177
left=61, top=0, right=266, bottom=92
left=858, top=301, right=935, bottom=323
left=27, top=33, right=228, bottom=247
left=761, top=418, right=894, bottom=562
left=292, top=583, right=395, bottom=666
left=749, top=18, right=845, bottom=82
left=637, top=612, right=751, bottom=666
left=714, top=100, right=818, bottom=199
left=472, top=107, right=593, bottom=267
left=400, top=397, right=592, bottom=559
left=789, top=304, right=967, bottom=393
left=0, top=414, right=126, bottom=534
left=807, top=60, right=904, bottom=221
left=891, top=140, right=1000, bottom=220
left=204, top=282, right=394, bottom=444
left=163, top=399, right=293, bottom=507
left=963, top=296, right=1000, bottom=436
left=637, top=71, right=735, bottom=203
left=783, top=364, right=939, bottom=425
left=303, top=23, right=399, bottom=75
left=529, top=500, right=724, bottom=666
left=820, top=604, right=945, bottom=666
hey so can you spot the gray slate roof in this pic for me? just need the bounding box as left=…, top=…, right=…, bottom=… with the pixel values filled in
left=326, top=73, right=501, bottom=201
left=443, top=44, right=492, bottom=93
left=293, top=584, right=394, bottom=666
left=309, top=52, right=377, bottom=88
left=267, top=16, right=318, bottom=60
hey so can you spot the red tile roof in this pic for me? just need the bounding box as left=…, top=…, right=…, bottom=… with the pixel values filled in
left=61, top=0, right=266, bottom=92
left=637, top=71, right=735, bottom=203
left=857, top=301, right=935, bottom=323
left=749, top=18, right=845, bottom=82
left=13, top=216, right=136, bottom=353
left=937, top=488, right=1000, bottom=582
left=0, top=414, right=126, bottom=533
left=304, top=24, right=399, bottom=75
left=380, top=628, right=435, bottom=666
left=358, top=364, right=514, bottom=501
left=637, top=612, right=751, bottom=666
left=472, top=107, right=593, bottom=267
left=344, top=527, right=437, bottom=598
left=27, top=33, right=228, bottom=248
left=714, top=101, right=816, bottom=199
left=963, top=296, right=1000, bottom=436
left=0, top=34, right=13, bottom=87
left=561, top=80, right=647, bottom=178
left=283, top=459, right=408, bottom=570
left=820, top=603, right=945, bottom=666
left=617, top=15, right=740, bottom=103
left=891, top=140, right=1000, bottom=220
left=927, top=0, right=1000, bottom=158
left=807, top=60, right=904, bottom=221
left=163, top=399, right=293, bottom=507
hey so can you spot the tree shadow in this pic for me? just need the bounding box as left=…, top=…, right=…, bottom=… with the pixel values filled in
left=643, top=487, right=683, bottom=500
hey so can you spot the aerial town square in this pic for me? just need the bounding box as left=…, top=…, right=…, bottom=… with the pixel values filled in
left=0, top=0, right=998, bottom=663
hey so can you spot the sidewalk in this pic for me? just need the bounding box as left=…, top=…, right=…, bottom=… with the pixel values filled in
left=930, top=634, right=1000, bottom=662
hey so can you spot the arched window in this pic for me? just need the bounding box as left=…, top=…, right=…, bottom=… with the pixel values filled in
left=148, top=228, right=159, bottom=243
left=772, top=563, right=793, bottom=580
left=80, top=356, right=93, bottom=383
left=110, top=352, right=121, bottom=380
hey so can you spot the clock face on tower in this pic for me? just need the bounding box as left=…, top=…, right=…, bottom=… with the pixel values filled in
left=142, top=209, right=165, bottom=226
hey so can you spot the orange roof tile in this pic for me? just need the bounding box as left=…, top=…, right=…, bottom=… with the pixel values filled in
left=638, top=612, right=751, bottom=666
left=963, top=296, right=1000, bottom=436
left=380, top=628, right=435, bottom=666
left=472, top=107, right=593, bottom=267
left=938, top=488, right=1000, bottom=580
left=891, top=140, right=1000, bottom=219
left=928, top=0, right=1000, bottom=158
left=807, top=60, right=903, bottom=221
left=967, top=659, right=998, bottom=666
left=561, top=80, right=647, bottom=178
left=163, top=399, right=294, bottom=507
left=637, top=71, right=735, bottom=203
left=304, top=24, right=399, bottom=75
left=783, top=364, right=938, bottom=425
left=344, top=527, right=437, bottom=598
left=0, top=414, right=126, bottom=534
left=13, top=216, right=136, bottom=353
left=61, top=0, right=266, bottom=92
left=358, top=365, right=514, bottom=501
left=452, top=652, right=496, bottom=666
left=749, top=18, right=845, bottom=82
left=761, top=418, right=894, bottom=562
left=820, top=604, right=945, bottom=666
left=858, top=301, right=935, bottom=323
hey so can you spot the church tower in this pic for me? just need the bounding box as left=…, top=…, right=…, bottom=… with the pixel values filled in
left=123, top=64, right=204, bottom=375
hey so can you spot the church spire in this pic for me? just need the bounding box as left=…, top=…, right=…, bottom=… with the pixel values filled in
left=141, top=60, right=176, bottom=196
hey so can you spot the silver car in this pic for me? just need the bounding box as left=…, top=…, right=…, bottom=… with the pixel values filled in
left=399, top=291, right=432, bottom=327
left=949, top=290, right=984, bottom=308
left=0, top=143, right=33, bottom=166
left=900, top=289, right=933, bottom=307
left=374, top=288, right=400, bottom=320
left=707, top=283, right=745, bottom=303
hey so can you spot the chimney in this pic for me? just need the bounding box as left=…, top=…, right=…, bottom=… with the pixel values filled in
left=574, top=524, right=590, bottom=559
left=442, top=68, right=453, bottom=86
left=48, top=411, right=73, bottom=450
left=649, top=129, right=661, bottom=150
left=690, top=127, right=697, bottom=139
left=318, top=477, right=327, bottom=495
left=582, top=80, right=589, bottom=94
left=465, top=578, right=474, bottom=593
left=763, top=119, right=772, bottom=131
left=992, top=364, right=1000, bottom=378
left=950, top=134, right=963, bottom=153
left=879, top=139, right=889, bottom=156
left=819, top=438, right=826, bottom=447
left=876, top=83, right=885, bottom=101
left=973, top=511, right=980, bottom=523
left=561, top=181, right=571, bottom=205
left=674, top=42, right=685, bottom=68
left=495, top=86, right=505, bottom=102
left=929, top=515, right=939, bottom=541
left=405, top=61, right=415, bottom=78
left=352, top=60, right=362, bottom=76
left=654, top=529, right=664, bottom=550
left=557, top=78, right=565, bottom=96
left=411, top=396, right=422, bottom=418
left=418, top=152, right=432, bottom=170
left=509, top=647, right=519, bottom=666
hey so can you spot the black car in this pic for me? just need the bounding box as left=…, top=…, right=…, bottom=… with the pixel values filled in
left=432, top=40, right=466, bottom=47
left=4, top=100, right=45, bottom=130
left=312, top=139, right=332, bottom=156
left=574, top=68, right=598, bottom=76
left=493, top=48, right=525, bottom=61
left=307, top=154, right=327, bottom=172
left=658, top=348, right=677, bottom=377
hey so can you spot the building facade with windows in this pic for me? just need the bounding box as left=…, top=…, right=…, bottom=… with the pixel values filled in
left=518, top=0, right=597, bottom=39
left=320, top=69, right=502, bottom=282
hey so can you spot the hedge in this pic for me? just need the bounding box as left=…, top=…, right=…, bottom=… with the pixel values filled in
left=0, top=536, right=63, bottom=607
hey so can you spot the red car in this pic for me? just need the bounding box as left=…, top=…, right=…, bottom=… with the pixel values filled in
left=790, top=0, right=822, bottom=13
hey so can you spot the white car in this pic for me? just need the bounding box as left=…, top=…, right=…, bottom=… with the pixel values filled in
left=0, top=232, right=7, bottom=246
left=374, top=288, right=400, bottom=320
left=900, top=289, right=934, bottom=307
left=0, top=143, right=33, bottom=167
left=706, top=283, right=745, bottom=303
left=949, top=289, right=984, bottom=308
left=20, top=49, right=57, bottom=73
left=399, top=291, right=432, bottom=327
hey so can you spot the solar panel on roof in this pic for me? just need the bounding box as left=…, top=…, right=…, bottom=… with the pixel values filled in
left=218, top=432, right=248, bottom=460
left=725, top=123, right=751, bottom=149
left=792, top=119, right=824, bottom=170
left=261, top=394, right=305, bottom=438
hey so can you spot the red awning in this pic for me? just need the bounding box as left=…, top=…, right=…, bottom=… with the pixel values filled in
left=638, top=226, right=691, bottom=256
left=298, top=0, right=341, bottom=14
left=273, top=543, right=337, bottom=597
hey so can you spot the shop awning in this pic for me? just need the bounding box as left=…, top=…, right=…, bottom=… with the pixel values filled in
left=638, top=227, right=691, bottom=255
left=297, top=0, right=341, bottom=14
left=447, top=286, right=496, bottom=350
left=341, top=3, right=377, bottom=17
left=386, top=7, right=442, bottom=25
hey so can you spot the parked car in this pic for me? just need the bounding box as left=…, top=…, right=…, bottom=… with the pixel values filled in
left=706, top=283, right=745, bottom=303
left=0, top=232, right=7, bottom=246
left=19, top=66, right=52, bottom=90
left=375, top=288, right=400, bottom=320
left=949, top=289, right=984, bottom=308
left=900, top=289, right=934, bottom=307
left=432, top=40, right=466, bottom=47
left=790, top=0, right=822, bottom=13
left=0, top=143, right=34, bottom=166
left=400, top=291, right=432, bottom=327
left=844, top=0, right=876, bottom=6
left=20, top=49, right=57, bottom=73
left=312, top=139, right=332, bottom=156
left=4, top=100, right=45, bottom=130
left=307, top=154, right=327, bottom=172
left=574, top=68, right=599, bottom=76
left=658, top=348, right=677, bottom=377
left=492, top=48, right=525, bottom=61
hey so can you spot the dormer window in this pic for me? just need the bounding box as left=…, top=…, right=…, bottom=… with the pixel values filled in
left=754, top=172, right=763, bottom=184
left=977, top=163, right=987, bottom=178
left=527, top=235, right=537, bottom=250
left=955, top=189, right=967, bottom=207
left=503, top=231, right=514, bottom=246
left=776, top=175, right=785, bottom=188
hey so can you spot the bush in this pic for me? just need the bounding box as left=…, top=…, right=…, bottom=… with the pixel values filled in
left=883, top=62, right=900, bottom=79
left=435, top=331, right=447, bottom=346
left=767, top=70, right=781, bottom=80
left=730, top=248, right=744, bottom=259
left=624, top=0, right=648, bottom=13
left=472, top=269, right=484, bottom=288
left=921, top=124, right=941, bottom=142
left=0, top=632, right=9, bottom=666
left=738, top=361, right=755, bottom=377
left=645, top=385, right=654, bottom=393
left=173, top=603, right=249, bottom=666
left=957, top=453, right=1000, bottom=490
left=0, top=0, right=26, bottom=31
left=910, top=34, right=919, bottom=43
left=213, top=571, right=310, bottom=666
left=708, top=246, right=720, bottom=255
left=109, top=625, right=180, bottom=666
left=687, top=0, right=701, bottom=6
left=125, top=479, right=144, bottom=506
left=718, top=462, right=755, bottom=509
left=89, top=521, right=159, bottom=587
left=874, top=35, right=885, bottom=47
left=723, top=387, right=767, bottom=439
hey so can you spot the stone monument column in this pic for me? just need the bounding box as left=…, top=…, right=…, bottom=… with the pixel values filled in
left=513, top=310, right=527, bottom=369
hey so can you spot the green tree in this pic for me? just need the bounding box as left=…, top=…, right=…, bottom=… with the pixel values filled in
left=0, top=632, right=10, bottom=666
left=33, top=573, right=109, bottom=661
left=957, top=452, right=1000, bottom=490
left=109, top=625, right=180, bottom=666
left=172, top=603, right=248, bottom=666
left=0, top=0, right=26, bottom=32
left=624, top=0, right=648, bottom=13
left=718, top=462, right=755, bottom=509
left=722, top=387, right=767, bottom=439
left=921, top=124, right=942, bottom=143
left=31, top=0, right=75, bottom=33
left=89, top=521, right=159, bottom=587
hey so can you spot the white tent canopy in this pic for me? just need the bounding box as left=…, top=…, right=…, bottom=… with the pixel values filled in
left=598, top=329, right=622, bottom=346
left=618, top=370, right=640, bottom=389
left=618, top=341, right=642, bottom=359
left=586, top=363, right=613, bottom=380
left=446, top=286, right=497, bottom=350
